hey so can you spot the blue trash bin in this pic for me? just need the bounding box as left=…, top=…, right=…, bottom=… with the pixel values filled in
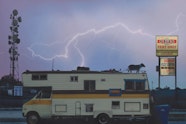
left=154, top=104, right=170, bottom=124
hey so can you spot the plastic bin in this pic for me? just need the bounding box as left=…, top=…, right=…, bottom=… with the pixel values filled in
left=154, top=104, right=170, bottom=124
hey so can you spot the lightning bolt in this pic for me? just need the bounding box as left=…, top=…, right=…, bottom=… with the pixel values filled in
left=27, top=13, right=184, bottom=67
left=168, top=12, right=185, bottom=35
left=27, top=42, right=68, bottom=61
left=27, top=22, right=154, bottom=66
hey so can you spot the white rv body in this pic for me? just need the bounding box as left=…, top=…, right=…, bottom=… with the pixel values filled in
left=22, top=67, right=150, bottom=124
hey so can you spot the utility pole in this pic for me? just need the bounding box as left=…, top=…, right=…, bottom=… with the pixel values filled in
left=8, top=9, right=22, bottom=82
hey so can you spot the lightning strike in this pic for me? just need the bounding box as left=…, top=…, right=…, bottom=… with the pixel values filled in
left=27, top=42, right=68, bottom=61
left=28, top=22, right=154, bottom=66
left=168, top=12, right=185, bottom=35
left=27, top=13, right=183, bottom=67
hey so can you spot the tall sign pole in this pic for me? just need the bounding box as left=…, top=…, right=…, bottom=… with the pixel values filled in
left=158, top=57, right=160, bottom=88
left=156, top=35, right=178, bottom=89
left=175, top=56, right=177, bottom=88
left=8, top=9, right=22, bottom=81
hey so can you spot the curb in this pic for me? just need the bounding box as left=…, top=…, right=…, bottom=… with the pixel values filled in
left=0, top=118, right=25, bottom=122
left=0, top=108, right=22, bottom=111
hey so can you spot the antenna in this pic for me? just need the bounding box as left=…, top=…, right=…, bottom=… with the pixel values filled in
left=8, top=9, right=22, bottom=82
left=52, top=59, right=54, bottom=71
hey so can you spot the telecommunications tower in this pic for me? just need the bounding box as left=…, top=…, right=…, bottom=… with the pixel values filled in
left=8, top=9, right=22, bottom=81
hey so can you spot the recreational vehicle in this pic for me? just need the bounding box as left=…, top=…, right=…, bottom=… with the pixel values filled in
left=22, top=67, right=151, bottom=124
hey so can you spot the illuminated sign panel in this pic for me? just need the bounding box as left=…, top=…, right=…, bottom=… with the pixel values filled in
left=156, top=35, right=178, bottom=56
left=160, top=58, right=175, bottom=76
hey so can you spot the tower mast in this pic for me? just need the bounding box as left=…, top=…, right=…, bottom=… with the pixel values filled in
left=8, top=9, right=22, bottom=82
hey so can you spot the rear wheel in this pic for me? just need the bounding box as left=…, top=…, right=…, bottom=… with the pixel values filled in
left=26, top=112, right=40, bottom=124
left=97, top=113, right=110, bottom=124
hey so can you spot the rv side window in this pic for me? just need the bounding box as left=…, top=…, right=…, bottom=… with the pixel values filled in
left=112, top=101, right=120, bottom=109
left=40, top=74, right=47, bottom=80
left=85, top=104, right=94, bottom=112
left=32, top=75, right=39, bottom=80
left=125, top=81, right=135, bottom=90
left=32, top=74, right=47, bottom=80
left=84, top=80, right=95, bottom=92
left=70, top=76, right=78, bottom=82
left=125, top=79, right=146, bottom=91
left=136, top=81, right=145, bottom=90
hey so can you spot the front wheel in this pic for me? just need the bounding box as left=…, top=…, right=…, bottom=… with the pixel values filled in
left=97, top=113, right=110, bottom=124
left=26, top=112, right=40, bottom=124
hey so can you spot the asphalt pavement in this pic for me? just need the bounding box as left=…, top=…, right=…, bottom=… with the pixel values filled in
left=0, top=108, right=25, bottom=122
left=0, top=108, right=186, bottom=124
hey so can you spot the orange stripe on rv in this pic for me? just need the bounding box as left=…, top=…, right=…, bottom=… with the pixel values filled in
left=24, top=99, right=51, bottom=105
left=52, top=94, right=149, bottom=99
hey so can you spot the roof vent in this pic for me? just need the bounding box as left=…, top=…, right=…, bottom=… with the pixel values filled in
left=77, top=66, right=90, bottom=71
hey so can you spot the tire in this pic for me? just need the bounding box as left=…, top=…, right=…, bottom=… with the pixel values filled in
left=97, top=113, right=110, bottom=124
left=26, top=112, right=40, bottom=124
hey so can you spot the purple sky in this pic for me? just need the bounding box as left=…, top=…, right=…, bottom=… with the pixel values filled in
left=1, top=0, right=186, bottom=89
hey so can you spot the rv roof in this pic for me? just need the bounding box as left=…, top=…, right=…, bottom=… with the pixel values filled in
left=22, top=66, right=146, bottom=74
left=22, top=70, right=147, bottom=75
left=22, top=69, right=123, bottom=74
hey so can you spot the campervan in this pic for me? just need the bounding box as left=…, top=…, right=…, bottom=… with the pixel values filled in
left=22, top=67, right=150, bottom=124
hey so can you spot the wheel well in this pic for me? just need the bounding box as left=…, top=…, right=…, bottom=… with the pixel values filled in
left=94, top=111, right=112, bottom=118
left=26, top=111, right=41, bottom=124
left=97, top=113, right=110, bottom=118
left=97, top=113, right=111, bottom=124
left=27, top=111, right=40, bottom=118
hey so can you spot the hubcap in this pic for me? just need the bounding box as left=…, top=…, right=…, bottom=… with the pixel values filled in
left=28, top=115, right=38, bottom=124
left=99, top=114, right=109, bottom=124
